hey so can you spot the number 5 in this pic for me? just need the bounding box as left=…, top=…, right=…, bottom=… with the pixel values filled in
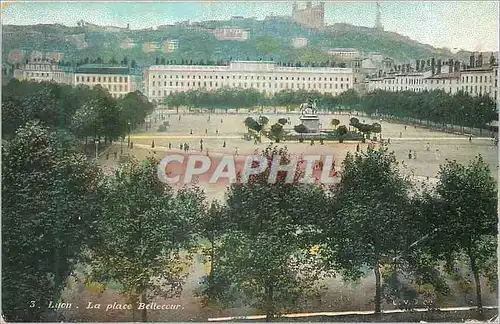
left=30, top=301, right=35, bottom=308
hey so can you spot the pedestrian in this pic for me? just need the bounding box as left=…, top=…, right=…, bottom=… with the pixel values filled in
left=216, top=129, right=219, bottom=134
left=200, top=139, right=204, bottom=145
left=223, top=140, right=226, bottom=148
left=114, top=151, right=118, bottom=160
left=388, top=138, right=391, bottom=144
left=408, top=150, right=412, bottom=159
left=151, top=140, right=155, bottom=148
left=413, top=151, right=417, bottom=159
left=310, top=139, right=315, bottom=146
left=190, top=129, right=193, bottom=135
left=205, top=129, right=208, bottom=134
left=179, top=115, right=181, bottom=121
left=168, top=142, right=172, bottom=149
left=235, top=147, right=239, bottom=156
left=426, top=142, right=430, bottom=151
left=356, top=143, right=360, bottom=152
left=469, top=136, right=472, bottom=142
left=200, top=144, right=203, bottom=152
left=106, top=152, right=109, bottom=160
left=130, top=141, right=134, bottom=149
left=404, top=125, right=407, bottom=130
left=399, top=132, right=402, bottom=138
left=221, top=118, right=223, bottom=123
left=206, top=148, right=209, bottom=156
left=180, top=143, right=183, bottom=151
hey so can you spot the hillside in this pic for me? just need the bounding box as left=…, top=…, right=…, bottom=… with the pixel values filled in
left=2, top=18, right=461, bottom=67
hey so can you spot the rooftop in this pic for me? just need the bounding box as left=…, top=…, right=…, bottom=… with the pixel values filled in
left=75, top=64, right=130, bottom=75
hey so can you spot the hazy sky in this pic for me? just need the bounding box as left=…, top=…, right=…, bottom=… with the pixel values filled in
left=2, top=1, right=499, bottom=52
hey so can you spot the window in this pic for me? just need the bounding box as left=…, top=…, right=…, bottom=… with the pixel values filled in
left=113, top=77, right=117, bottom=82
left=335, top=84, right=338, bottom=89
left=340, top=84, right=344, bottom=89
left=480, top=76, right=482, bottom=83
left=87, top=77, right=90, bottom=82
left=152, top=90, right=155, bottom=95
left=475, top=76, right=478, bottom=83
left=119, top=85, right=123, bottom=91
left=176, top=81, right=178, bottom=86
left=98, top=77, right=101, bottom=82
left=340, top=77, right=343, bottom=82
left=335, top=77, right=338, bottom=81
left=76, top=76, right=80, bottom=82
left=119, top=77, right=123, bottom=82
left=210, top=81, right=212, bottom=87
left=164, top=90, right=167, bottom=96
left=170, top=81, right=172, bottom=86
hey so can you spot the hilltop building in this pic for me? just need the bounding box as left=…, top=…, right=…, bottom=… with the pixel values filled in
left=292, top=2, right=325, bottom=29
left=292, top=37, right=308, bottom=48
left=144, top=60, right=354, bottom=104
left=328, top=48, right=360, bottom=59
left=214, top=27, right=249, bottom=41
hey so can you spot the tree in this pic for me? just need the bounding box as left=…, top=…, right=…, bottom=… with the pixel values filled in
left=88, top=157, right=205, bottom=322
left=321, top=147, right=413, bottom=314
left=269, top=123, right=284, bottom=143
left=218, top=146, right=329, bottom=320
left=278, top=118, right=288, bottom=125
left=336, top=125, right=348, bottom=143
left=330, top=119, right=340, bottom=129
left=131, top=60, right=137, bottom=68
left=418, top=156, right=497, bottom=318
left=2, top=122, right=102, bottom=321
left=294, top=124, right=308, bottom=134
left=259, top=116, right=270, bottom=126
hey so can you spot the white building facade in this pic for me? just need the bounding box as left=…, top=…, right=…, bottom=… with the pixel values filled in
left=13, top=61, right=74, bottom=85
left=144, top=61, right=355, bottom=103
left=366, top=63, right=498, bottom=100
left=74, top=65, right=135, bottom=98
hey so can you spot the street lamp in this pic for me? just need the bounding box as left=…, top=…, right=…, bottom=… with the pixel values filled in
left=127, top=122, right=131, bottom=148
left=94, top=139, right=99, bottom=160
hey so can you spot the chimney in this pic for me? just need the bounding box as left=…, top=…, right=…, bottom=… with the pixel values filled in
left=470, top=54, right=475, bottom=68
left=431, top=57, right=435, bottom=75
left=416, top=59, right=420, bottom=71
left=437, top=59, right=442, bottom=74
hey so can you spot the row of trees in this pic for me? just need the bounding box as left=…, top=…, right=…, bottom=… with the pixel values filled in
left=164, top=88, right=358, bottom=113
left=3, top=120, right=497, bottom=321
left=2, top=80, right=154, bottom=143
left=164, top=87, right=497, bottom=130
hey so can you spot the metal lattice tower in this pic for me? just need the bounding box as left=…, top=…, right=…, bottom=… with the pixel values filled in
left=375, top=2, right=384, bottom=31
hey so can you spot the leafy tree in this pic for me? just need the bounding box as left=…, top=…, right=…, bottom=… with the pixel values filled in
left=336, top=125, right=348, bottom=143
left=330, top=118, right=340, bottom=129
left=417, top=156, right=497, bottom=318
left=258, top=116, right=270, bottom=126
left=321, top=147, right=413, bottom=314
left=269, top=123, right=284, bottom=143
left=218, top=146, right=329, bottom=320
left=294, top=124, right=308, bottom=134
left=88, top=157, right=205, bottom=322
left=2, top=122, right=102, bottom=321
left=278, top=118, right=288, bottom=125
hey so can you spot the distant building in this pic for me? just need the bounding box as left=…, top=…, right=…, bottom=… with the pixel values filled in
left=292, top=1, right=325, bottom=29
left=13, top=60, right=74, bottom=85
left=292, top=37, right=308, bottom=49
left=74, top=65, right=135, bottom=98
left=328, top=48, right=360, bottom=59
left=366, top=53, right=498, bottom=101
left=144, top=60, right=354, bottom=103
left=162, top=40, right=179, bottom=53
left=214, top=27, right=249, bottom=41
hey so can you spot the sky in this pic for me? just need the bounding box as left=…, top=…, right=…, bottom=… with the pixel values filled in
left=2, top=1, right=499, bottom=52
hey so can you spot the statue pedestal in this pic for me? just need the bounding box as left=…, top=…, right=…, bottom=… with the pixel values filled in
left=300, top=114, right=320, bottom=133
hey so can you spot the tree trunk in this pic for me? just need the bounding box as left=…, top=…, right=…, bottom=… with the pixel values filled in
left=469, top=253, right=484, bottom=319
left=265, top=283, right=274, bottom=322
left=140, top=292, right=147, bottom=322
left=374, top=259, right=382, bottom=314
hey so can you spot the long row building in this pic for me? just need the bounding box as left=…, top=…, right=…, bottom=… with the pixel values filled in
left=365, top=53, right=499, bottom=101
left=13, top=61, right=139, bottom=98
left=144, top=61, right=356, bottom=104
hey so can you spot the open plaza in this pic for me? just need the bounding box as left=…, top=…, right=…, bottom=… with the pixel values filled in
left=99, top=109, right=499, bottom=200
